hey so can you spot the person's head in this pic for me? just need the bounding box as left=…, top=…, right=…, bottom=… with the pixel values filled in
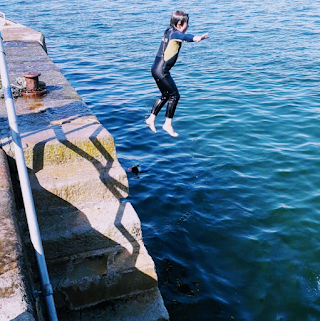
left=170, top=10, right=189, bottom=32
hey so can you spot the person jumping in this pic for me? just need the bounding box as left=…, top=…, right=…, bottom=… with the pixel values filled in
left=146, top=10, right=209, bottom=137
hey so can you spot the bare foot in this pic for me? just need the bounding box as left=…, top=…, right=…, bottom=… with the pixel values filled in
left=163, top=124, right=179, bottom=137
left=146, top=118, right=156, bottom=133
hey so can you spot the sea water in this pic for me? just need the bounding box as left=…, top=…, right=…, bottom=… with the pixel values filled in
left=3, top=0, right=320, bottom=320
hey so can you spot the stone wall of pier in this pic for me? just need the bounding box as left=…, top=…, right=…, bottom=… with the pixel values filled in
left=0, top=18, right=169, bottom=321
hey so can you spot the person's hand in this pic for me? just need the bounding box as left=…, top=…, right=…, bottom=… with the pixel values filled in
left=193, top=32, right=210, bottom=42
left=201, top=32, right=210, bottom=40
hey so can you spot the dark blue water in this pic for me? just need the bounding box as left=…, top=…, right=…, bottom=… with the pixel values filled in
left=3, top=0, right=320, bottom=320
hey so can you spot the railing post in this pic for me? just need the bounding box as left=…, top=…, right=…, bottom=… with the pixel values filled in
left=0, top=12, right=7, bottom=26
left=0, top=33, right=58, bottom=321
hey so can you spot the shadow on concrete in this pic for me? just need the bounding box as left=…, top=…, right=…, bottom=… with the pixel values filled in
left=0, top=102, right=158, bottom=318
left=51, top=123, right=128, bottom=199
left=7, top=152, right=157, bottom=318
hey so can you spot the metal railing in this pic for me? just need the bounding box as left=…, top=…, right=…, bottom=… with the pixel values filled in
left=0, top=33, right=58, bottom=321
left=0, top=12, right=7, bottom=26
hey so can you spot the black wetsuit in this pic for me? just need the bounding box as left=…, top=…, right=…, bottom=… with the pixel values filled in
left=151, top=27, right=194, bottom=118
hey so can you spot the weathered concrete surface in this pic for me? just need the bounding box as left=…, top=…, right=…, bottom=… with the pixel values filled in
left=0, top=148, right=36, bottom=321
left=49, top=240, right=158, bottom=309
left=21, top=201, right=143, bottom=260
left=58, top=288, right=169, bottom=321
left=0, top=17, right=169, bottom=320
left=0, top=17, right=47, bottom=51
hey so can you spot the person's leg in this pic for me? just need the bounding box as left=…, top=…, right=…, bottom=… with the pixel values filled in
left=146, top=95, right=168, bottom=133
left=162, top=75, right=180, bottom=137
left=146, top=78, right=169, bottom=133
left=146, top=113, right=157, bottom=133
left=163, top=116, right=179, bottom=137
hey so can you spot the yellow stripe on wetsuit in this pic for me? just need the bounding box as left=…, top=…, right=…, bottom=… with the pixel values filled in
left=163, top=39, right=183, bottom=62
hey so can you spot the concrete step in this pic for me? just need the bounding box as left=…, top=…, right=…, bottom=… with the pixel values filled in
left=1, top=100, right=120, bottom=171
left=20, top=201, right=143, bottom=260
left=48, top=240, right=158, bottom=310
left=22, top=117, right=119, bottom=171
left=29, top=162, right=129, bottom=210
left=57, top=287, right=169, bottom=321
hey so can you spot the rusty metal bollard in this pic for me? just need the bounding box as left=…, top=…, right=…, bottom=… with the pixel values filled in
left=22, top=72, right=47, bottom=97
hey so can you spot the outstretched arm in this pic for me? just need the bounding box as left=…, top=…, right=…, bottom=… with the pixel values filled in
left=193, top=32, right=210, bottom=42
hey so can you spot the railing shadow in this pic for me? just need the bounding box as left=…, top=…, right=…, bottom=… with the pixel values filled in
left=51, top=123, right=128, bottom=200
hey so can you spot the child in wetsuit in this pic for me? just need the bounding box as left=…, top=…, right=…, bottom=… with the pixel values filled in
left=146, top=10, right=209, bottom=137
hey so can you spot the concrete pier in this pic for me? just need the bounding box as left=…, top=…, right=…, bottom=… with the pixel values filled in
left=0, top=18, right=169, bottom=320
